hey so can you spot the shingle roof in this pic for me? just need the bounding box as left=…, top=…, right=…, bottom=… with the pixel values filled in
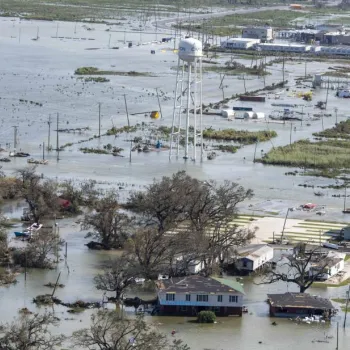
left=157, top=275, right=244, bottom=295
left=267, top=293, right=334, bottom=310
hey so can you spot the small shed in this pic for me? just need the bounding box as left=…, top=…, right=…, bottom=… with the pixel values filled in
left=267, top=293, right=334, bottom=318
left=235, top=244, right=274, bottom=273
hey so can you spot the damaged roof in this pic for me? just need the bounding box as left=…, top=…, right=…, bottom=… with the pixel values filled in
left=267, top=293, right=334, bottom=310
left=156, top=275, right=245, bottom=295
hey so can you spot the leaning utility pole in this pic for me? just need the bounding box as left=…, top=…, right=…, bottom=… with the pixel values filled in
left=344, top=284, right=350, bottom=328
left=47, top=115, right=52, bottom=151
left=12, top=126, right=18, bottom=151
left=98, top=102, right=101, bottom=137
left=156, top=88, right=163, bottom=119
left=56, top=113, right=60, bottom=161
left=123, top=94, right=131, bottom=163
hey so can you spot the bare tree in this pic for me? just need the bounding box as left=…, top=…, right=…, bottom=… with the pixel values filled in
left=16, top=166, right=59, bottom=223
left=82, top=190, right=132, bottom=249
left=126, top=172, right=254, bottom=277
left=258, top=243, right=333, bottom=293
left=0, top=312, right=65, bottom=350
left=94, top=256, right=137, bottom=301
left=72, top=311, right=189, bottom=350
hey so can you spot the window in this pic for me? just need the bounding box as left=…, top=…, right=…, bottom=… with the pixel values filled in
left=197, top=295, right=208, bottom=302
left=217, top=295, right=223, bottom=303
left=229, top=295, right=238, bottom=303
left=186, top=294, right=191, bottom=302
left=166, top=293, right=175, bottom=301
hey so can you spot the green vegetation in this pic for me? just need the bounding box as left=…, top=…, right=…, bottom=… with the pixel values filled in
left=106, top=125, right=138, bottom=135
left=258, top=139, right=350, bottom=171
left=213, top=145, right=240, bottom=153
left=204, top=65, right=269, bottom=76
left=203, top=128, right=277, bottom=144
left=75, top=67, right=153, bottom=77
left=327, top=16, right=350, bottom=25
left=0, top=0, right=219, bottom=22
left=178, top=9, right=306, bottom=38
left=313, top=278, right=350, bottom=288
left=79, top=148, right=109, bottom=154
left=83, top=77, right=110, bottom=83
left=313, top=119, right=350, bottom=140
left=197, top=310, right=216, bottom=324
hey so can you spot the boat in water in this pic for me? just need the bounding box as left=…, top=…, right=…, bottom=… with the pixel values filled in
left=13, top=223, right=43, bottom=238
left=27, top=158, right=48, bottom=165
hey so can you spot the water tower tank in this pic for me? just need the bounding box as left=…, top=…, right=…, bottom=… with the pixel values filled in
left=178, top=38, right=202, bottom=62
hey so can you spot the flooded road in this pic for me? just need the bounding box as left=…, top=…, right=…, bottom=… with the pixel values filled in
left=1, top=15, right=350, bottom=349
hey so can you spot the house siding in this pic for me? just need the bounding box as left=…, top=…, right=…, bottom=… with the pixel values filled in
left=160, top=305, right=242, bottom=317
left=270, top=306, right=330, bottom=318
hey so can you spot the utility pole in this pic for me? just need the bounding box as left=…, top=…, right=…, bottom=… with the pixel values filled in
left=253, top=141, right=258, bottom=163
left=344, top=284, right=350, bottom=328
left=42, top=141, right=45, bottom=161
left=304, top=60, right=307, bottom=78
left=281, top=208, right=290, bottom=243
left=56, top=113, right=60, bottom=161
left=56, top=22, right=59, bottom=38
left=156, top=88, right=163, bottom=119
left=335, top=107, right=338, bottom=124
left=289, top=123, right=293, bottom=146
left=108, top=34, right=111, bottom=48
left=123, top=94, right=131, bottom=163
left=47, top=115, right=51, bottom=151
left=98, top=103, right=101, bottom=137
left=325, top=77, right=330, bottom=109
left=336, top=321, right=339, bottom=350
left=12, top=126, right=18, bottom=151
left=282, top=54, right=285, bottom=87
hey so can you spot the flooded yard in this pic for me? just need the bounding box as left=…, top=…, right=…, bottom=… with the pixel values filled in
left=1, top=12, right=350, bottom=350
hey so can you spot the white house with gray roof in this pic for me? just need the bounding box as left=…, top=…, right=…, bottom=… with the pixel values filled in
left=156, top=275, right=245, bottom=316
left=235, top=244, right=274, bottom=273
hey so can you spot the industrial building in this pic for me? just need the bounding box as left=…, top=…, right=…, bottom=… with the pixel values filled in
left=257, top=43, right=311, bottom=53
left=242, top=26, right=274, bottom=42
left=221, top=38, right=260, bottom=49
left=317, top=46, right=350, bottom=56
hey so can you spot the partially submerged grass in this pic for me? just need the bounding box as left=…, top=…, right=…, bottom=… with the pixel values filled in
left=312, top=278, right=350, bottom=288
left=258, top=139, right=350, bottom=171
left=203, top=128, right=277, bottom=144
left=191, top=9, right=306, bottom=31
left=313, top=119, right=350, bottom=140
left=75, top=67, right=154, bottom=77
left=213, top=145, right=241, bottom=153
left=204, top=65, right=269, bottom=76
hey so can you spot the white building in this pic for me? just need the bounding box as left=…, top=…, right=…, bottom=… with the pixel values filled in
left=221, top=38, right=260, bottom=49
left=156, top=275, right=245, bottom=316
left=257, top=43, right=311, bottom=53
left=309, top=252, right=345, bottom=281
left=235, top=244, right=274, bottom=272
left=242, top=27, right=274, bottom=42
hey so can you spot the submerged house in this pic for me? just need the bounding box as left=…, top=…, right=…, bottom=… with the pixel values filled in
left=156, top=275, right=245, bottom=317
left=309, top=253, right=345, bottom=281
left=267, top=293, right=334, bottom=318
left=235, top=244, right=274, bottom=273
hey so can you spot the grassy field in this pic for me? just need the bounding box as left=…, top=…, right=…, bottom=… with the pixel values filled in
left=204, top=65, right=269, bottom=76
left=313, top=278, right=350, bottom=288
left=203, top=128, right=277, bottom=144
left=0, top=0, right=219, bottom=21
left=74, top=67, right=154, bottom=77
left=258, top=139, right=350, bottom=173
left=175, top=9, right=307, bottom=35
left=313, top=119, right=350, bottom=140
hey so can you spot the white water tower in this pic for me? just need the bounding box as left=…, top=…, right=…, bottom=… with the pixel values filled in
left=169, top=37, right=203, bottom=161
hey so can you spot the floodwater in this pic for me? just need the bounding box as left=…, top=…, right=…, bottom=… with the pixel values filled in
left=1, top=14, right=350, bottom=349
